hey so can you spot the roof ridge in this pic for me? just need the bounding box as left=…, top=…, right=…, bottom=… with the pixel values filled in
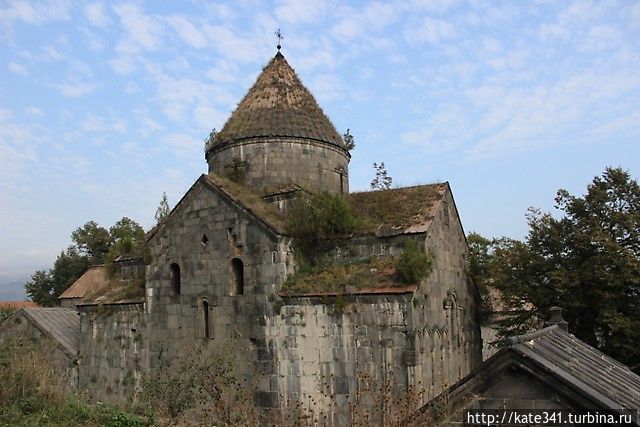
left=349, top=182, right=447, bottom=195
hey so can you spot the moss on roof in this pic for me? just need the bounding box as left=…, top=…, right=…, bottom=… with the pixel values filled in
left=280, top=257, right=419, bottom=296
left=204, top=176, right=447, bottom=237
left=205, top=173, right=287, bottom=232
left=78, top=278, right=144, bottom=306
left=72, top=266, right=144, bottom=306
left=348, top=184, right=446, bottom=232
left=209, top=52, right=344, bottom=149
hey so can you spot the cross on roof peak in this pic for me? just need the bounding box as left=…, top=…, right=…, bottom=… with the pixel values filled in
left=275, top=28, right=283, bottom=52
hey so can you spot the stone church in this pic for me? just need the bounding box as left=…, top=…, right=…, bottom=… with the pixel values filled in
left=3, top=49, right=640, bottom=425
left=3, top=50, right=485, bottom=424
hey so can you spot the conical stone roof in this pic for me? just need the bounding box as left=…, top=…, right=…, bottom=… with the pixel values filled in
left=211, top=52, right=344, bottom=148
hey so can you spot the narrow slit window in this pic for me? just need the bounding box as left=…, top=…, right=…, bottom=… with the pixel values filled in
left=201, top=234, right=209, bottom=246
left=203, top=300, right=210, bottom=338
left=231, top=258, right=244, bottom=295
left=170, top=263, right=180, bottom=295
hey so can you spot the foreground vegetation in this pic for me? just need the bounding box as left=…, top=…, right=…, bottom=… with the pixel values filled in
left=0, top=342, right=145, bottom=427
left=0, top=339, right=427, bottom=426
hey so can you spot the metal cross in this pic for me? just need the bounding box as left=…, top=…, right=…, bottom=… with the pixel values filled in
left=275, top=28, right=283, bottom=51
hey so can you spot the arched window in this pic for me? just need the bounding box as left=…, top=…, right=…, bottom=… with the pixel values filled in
left=202, top=300, right=210, bottom=338
left=230, top=258, right=244, bottom=295
left=170, top=263, right=181, bottom=295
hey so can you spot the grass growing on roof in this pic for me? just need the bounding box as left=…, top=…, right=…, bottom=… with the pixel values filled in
left=348, top=184, right=444, bottom=229
left=207, top=173, right=286, bottom=231
left=280, top=257, right=397, bottom=295
left=281, top=241, right=434, bottom=295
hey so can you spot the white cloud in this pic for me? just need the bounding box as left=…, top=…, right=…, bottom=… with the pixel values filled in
left=80, top=114, right=127, bottom=134
left=84, top=2, right=110, bottom=27
left=8, top=62, right=27, bottom=75
left=409, top=0, right=459, bottom=12
left=202, top=25, right=263, bottom=63
left=583, top=25, right=621, bottom=51
left=194, top=104, right=225, bottom=130
left=404, top=16, right=455, bottom=45
left=205, top=60, right=241, bottom=83
left=161, top=132, right=200, bottom=158
left=19, top=45, right=65, bottom=62
left=25, top=107, right=43, bottom=116
left=632, top=3, right=640, bottom=25
left=331, top=2, right=401, bottom=41
left=113, top=4, right=162, bottom=53
left=52, top=81, right=98, bottom=97
left=0, top=0, right=71, bottom=27
left=275, top=0, right=327, bottom=24
left=539, top=23, right=571, bottom=42
left=108, top=55, right=136, bottom=75
left=165, top=15, right=207, bottom=48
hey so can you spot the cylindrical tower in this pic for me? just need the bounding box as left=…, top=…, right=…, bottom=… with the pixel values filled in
left=205, top=52, right=350, bottom=194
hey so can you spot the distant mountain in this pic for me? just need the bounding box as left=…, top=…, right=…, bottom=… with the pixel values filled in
left=0, top=275, right=29, bottom=301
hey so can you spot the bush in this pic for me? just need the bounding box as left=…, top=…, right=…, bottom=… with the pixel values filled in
left=287, top=192, right=359, bottom=264
left=395, top=240, right=433, bottom=284
left=137, top=342, right=262, bottom=425
left=0, top=307, right=15, bottom=326
left=0, top=341, right=146, bottom=426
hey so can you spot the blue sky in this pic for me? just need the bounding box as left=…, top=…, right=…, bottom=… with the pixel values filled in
left=1, top=0, right=639, bottom=286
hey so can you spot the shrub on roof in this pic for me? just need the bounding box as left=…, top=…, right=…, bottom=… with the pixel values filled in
left=287, top=192, right=359, bottom=264
left=395, top=240, right=433, bottom=284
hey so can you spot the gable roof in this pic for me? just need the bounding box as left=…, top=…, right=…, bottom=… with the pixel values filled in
left=408, top=325, right=640, bottom=425
left=507, top=325, right=640, bottom=411
left=59, top=265, right=105, bottom=299
left=18, top=308, right=80, bottom=358
left=208, top=52, right=344, bottom=150
left=348, top=183, right=448, bottom=236
left=204, top=173, right=287, bottom=233
left=148, top=176, right=454, bottom=244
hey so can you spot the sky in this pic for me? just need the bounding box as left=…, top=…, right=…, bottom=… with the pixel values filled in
left=1, top=0, right=639, bottom=291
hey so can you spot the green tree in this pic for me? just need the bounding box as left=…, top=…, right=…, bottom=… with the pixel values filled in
left=287, top=192, right=358, bottom=265
left=370, top=162, right=392, bottom=190
left=26, top=217, right=146, bottom=305
left=342, top=129, right=355, bottom=151
left=109, top=216, right=145, bottom=254
left=488, top=167, right=640, bottom=371
left=25, top=270, right=56, bottom=306
left=466, top=232, right=494, bottom=314
left=155, top=192, right=171, bottom=224
left=71, top=221, right=112, bottom=263
left=51, top=247, right=89, bottom=298
left=25, top=248, right=89, bottom=306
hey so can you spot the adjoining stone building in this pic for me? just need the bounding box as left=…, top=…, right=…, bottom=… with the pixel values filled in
left=407, top=309, right=640, bottom=426
left=0, top=307, right=80, bottom=389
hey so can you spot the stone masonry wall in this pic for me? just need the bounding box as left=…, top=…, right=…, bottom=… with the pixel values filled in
left=207, top=137, right=350, bottom=195
left=264, top=295, right=414, bottom=426
left=409, top=188, right=483, bottom=405
left=78, top=304, right=148, bottom=403
left=144, top=180, right=293, bottom=384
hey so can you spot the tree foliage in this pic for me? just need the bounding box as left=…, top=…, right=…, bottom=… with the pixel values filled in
left=342, top=129, right=355, bottom=151
left=154, top=192, right=171, bottom=225
left=70, top=221, right=112, bottom=263
left=472, top=167, right=640, bottom=372
left=287, top=192, right=359, bottom=265
left=370, top=162, right=392, bottom=190
left=395, top=240, right=433, bottom=284
left=26, top=217, right=145, bottom=306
